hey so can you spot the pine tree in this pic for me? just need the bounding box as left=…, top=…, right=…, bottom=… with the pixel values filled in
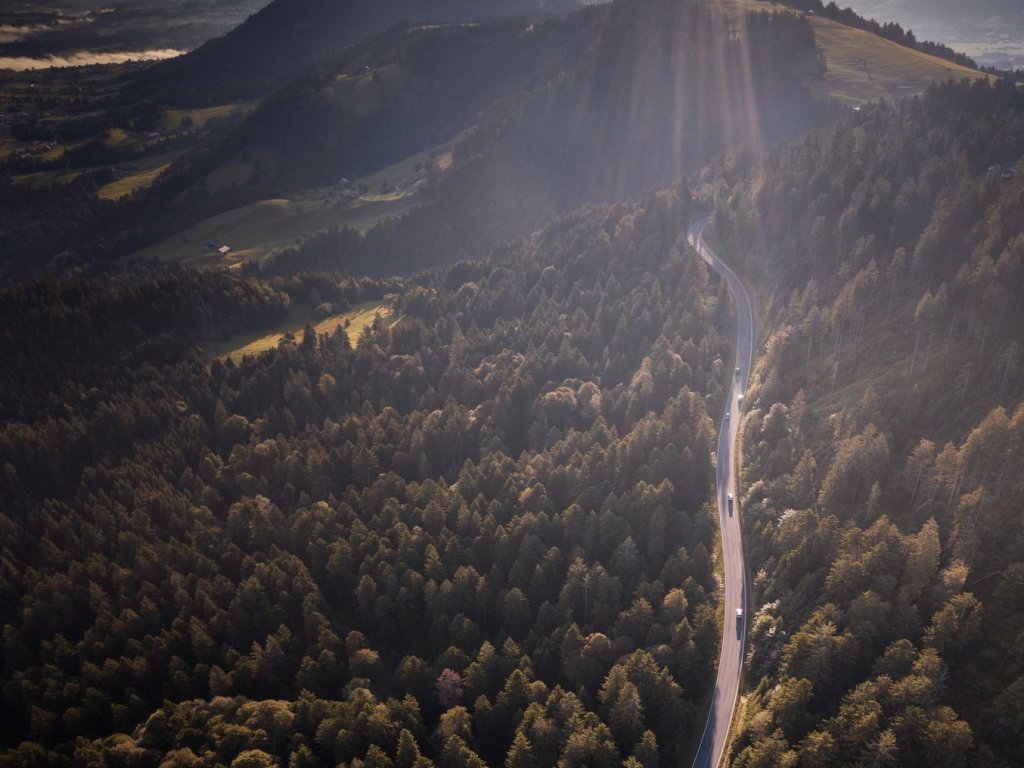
left=505, top=731, right=537, bottom=768
left=396, top=729, right=421, bottom=768
left=608, top=682, right=645, bottom=750
left=631, top=730, right=658, bottom=768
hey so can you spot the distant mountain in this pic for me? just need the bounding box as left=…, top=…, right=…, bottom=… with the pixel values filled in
left=132, top=0, right=583, bottom=105
left=120, top=0, right=832, bottom=273
left=842, top=0, right=1020, bottom=24
left=0, top=0, right=835, bottom=278
left=1, top=0, right=991, bottom=282
left=0, top=0, right=264, bottom=64
left=260, top=0, right=836, bottom=273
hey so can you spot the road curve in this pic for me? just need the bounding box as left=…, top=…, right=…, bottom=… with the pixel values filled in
left=687, top=216, right=754, bottom=768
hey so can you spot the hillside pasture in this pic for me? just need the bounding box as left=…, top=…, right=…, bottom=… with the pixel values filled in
left=160, top=102, right=254, bottom=133
left=134, top=133, right=464, bottom=268
left=807, top=14, right=994, bottom=105
left=97, top=149, right=187, bottom=200
left=726, top=0, right=992, bottom=105
left=205, top=300, right=396, bottom=362
left=132, top=192, right=420, bottom=268
left=330, top=64, right=418, bottom=116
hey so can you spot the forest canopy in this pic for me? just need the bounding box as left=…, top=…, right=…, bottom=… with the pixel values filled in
left=712, top=78, right=1024, bottom=768
left=2, top=0, right=1023, bottom=764
left=0, top=188, right=735, bottom=767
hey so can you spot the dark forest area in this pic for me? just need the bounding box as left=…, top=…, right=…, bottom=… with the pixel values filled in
left=1, top=189, right=737, bottom=767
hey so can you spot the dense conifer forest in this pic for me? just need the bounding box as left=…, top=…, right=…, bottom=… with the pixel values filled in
left=711, top=78, right=1024, bottom=768
left=1, top=189, right=737, bottom=766
left=3, top=0, right=1024, bottom=764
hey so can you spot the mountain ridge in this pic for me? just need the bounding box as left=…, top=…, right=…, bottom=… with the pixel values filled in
left=131, top=0, right=584, bottom=105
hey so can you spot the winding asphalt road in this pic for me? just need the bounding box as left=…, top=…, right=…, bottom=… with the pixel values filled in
left=687, top=216, right=754, bottom=768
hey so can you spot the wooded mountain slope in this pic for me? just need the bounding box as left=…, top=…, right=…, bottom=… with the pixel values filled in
left=148, top=0, right=830, bottom=272
left=243, top=1, right=832, bottom=279
left=712, top=78, right=1024, bottom=768
left=130, top=0, right=581, bottom=105
left=0, top=0, right=833, bottom=285
left=0, top=188, right=731, bottom=767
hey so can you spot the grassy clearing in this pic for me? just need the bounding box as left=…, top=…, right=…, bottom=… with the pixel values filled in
left=134, top=192, right=420, bottom=268
left=98, top=164, right=170, bottom=200
left=205, top=144, right=279, bottom=193
left=206, top=300, right=396, bottom=362
left=105, top=128, right=131, bottom=146
left=200, top=69, right=418, bottom=193
left=205, top=157, right=255, bottom=192
left=724, top=0, right=992, bottom=105
left=13, top=167, right=88, bottom=186
left=807, top=15, right=995, bottom=105
left=160, top=102, right=253, bottom=132
left=39, top=143, right=67, bottom=162
left=16, top=103, right=254, bottom=191
left=136, top=133, right=464, bottom=268
left=331, top=64, right=417, bottom=116
left=97, top=148, right=186, bottom=200
left=360, top=130, right=464, bottom=195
